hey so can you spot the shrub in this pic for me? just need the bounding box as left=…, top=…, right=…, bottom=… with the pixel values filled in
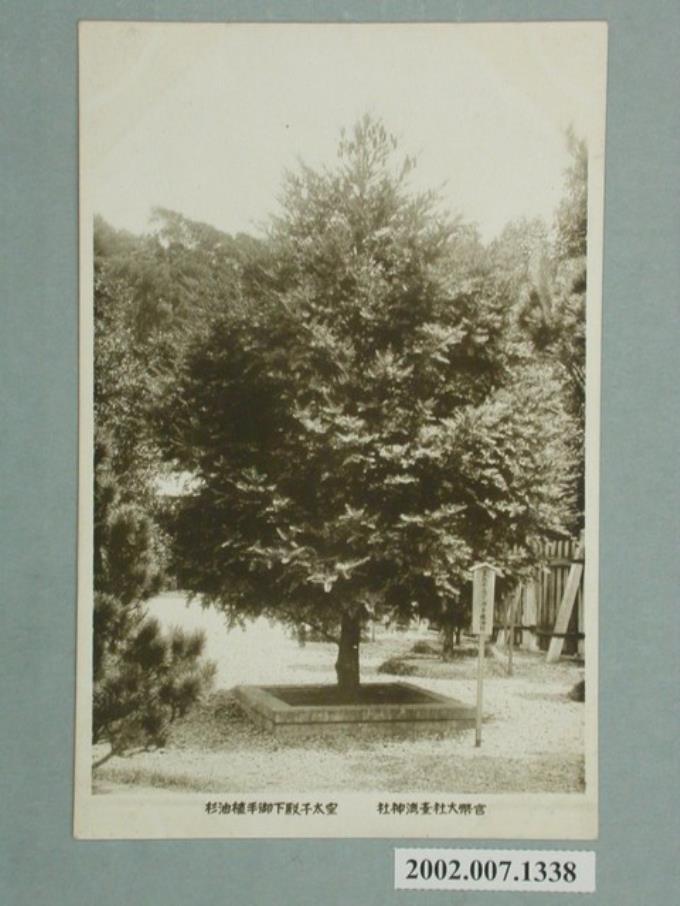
left=411, top=640, right=439, bottom=656
left=377, top=656, right=417, bottom=677
left=568, top=679, right=585, bottom=702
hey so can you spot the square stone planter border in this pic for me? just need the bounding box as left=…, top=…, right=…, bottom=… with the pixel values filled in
left=234, top=681, right=476, bottom=739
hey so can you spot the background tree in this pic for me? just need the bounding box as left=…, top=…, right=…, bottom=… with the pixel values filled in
left=515, top=130, right=588, bottom=527
left=163, top=116, right=577, bottom=695
left=93, top=211, right=264, bottom=439
left=92, top=222, right=216, bottom=766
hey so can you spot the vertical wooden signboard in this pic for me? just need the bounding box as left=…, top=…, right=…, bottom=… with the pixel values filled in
left=471, top=563, right=497, bottom=746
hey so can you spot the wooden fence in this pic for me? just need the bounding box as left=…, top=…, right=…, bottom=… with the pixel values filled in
left=496, top=538, right=585, bottom=657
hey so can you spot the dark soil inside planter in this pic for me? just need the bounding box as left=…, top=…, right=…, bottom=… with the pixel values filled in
left=263, top=682, right=435, bottom=707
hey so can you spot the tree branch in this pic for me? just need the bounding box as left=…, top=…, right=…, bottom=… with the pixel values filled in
left=277, top=606, right=340, bottom=645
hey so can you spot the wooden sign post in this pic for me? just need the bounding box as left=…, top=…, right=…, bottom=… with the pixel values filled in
left=506, top=584, right=522, bottom=676
left=471, top=563, right=497, bottom=747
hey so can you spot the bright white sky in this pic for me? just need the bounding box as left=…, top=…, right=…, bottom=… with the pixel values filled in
left=80, top=22, right=607, bottom=243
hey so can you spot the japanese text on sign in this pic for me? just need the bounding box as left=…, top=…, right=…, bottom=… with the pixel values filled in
left=471, top=564, right=496, bottom=636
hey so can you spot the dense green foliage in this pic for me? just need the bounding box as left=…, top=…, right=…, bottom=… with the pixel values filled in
left=92, top=220, right=218, bottom=763
left=513, top=131, right=588, bottom=525
left=159, top=118, right=580, bottom=688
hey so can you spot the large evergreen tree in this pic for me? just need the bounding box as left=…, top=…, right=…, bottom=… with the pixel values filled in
left=165, top=117, right=576, bottom=694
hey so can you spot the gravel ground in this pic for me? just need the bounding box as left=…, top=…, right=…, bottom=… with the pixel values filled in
left=94, top=593, right=585, bottom=795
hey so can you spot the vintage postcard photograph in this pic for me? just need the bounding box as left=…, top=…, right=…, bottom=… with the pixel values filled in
left=75, top=20, right=606, bottom=839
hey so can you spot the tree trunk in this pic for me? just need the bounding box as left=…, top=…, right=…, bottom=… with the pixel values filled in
left=92, top=746, right=117, bottom=771
left=442, top=622, right=455, bottom=660
left=335, top=611, right=361, bottom=695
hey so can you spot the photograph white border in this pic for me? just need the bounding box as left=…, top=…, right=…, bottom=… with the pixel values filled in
left=74, top=19, right=606, bottom=840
